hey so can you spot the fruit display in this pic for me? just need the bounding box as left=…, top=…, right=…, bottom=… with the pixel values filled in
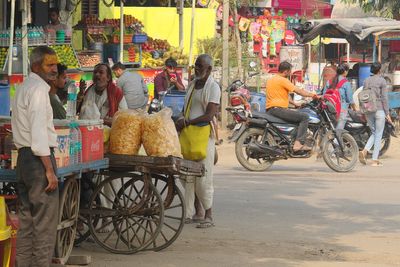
left=51, top=45, right=80, bottom=69
left=142, top=37, right=171, bottom=52
left=27, top=45, right=80, bottom=69
left=0, top=47, right=8, bottom=70
left=141, top=46, right=189, bottom=68
left=76, top=51, right=101, bottom=68
left=162, top=47, right=189, bottom=66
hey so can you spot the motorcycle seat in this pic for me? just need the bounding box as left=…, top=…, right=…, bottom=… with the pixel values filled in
left=252, top=111, right=289, bottom=124
left=348, top=110, right=367, bottom=124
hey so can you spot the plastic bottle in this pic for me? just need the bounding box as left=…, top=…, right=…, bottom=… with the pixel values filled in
left=66, top=82, right=77, bottom=119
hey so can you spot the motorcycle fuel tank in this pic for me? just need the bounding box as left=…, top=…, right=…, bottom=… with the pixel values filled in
left=299, top=108, right=321, bottom=124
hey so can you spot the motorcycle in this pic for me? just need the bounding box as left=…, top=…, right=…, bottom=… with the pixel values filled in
left=232, top=98, right=359, bottom=173
left=345, top=110, right=396, bottom=157
left=225, top=75, right=258, bottom=142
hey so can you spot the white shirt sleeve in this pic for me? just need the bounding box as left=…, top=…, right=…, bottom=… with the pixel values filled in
left=207, top=82, right=221, bottom=105
left=28, top=87, right=51, bottom=156
left=119, top=96, right=128, bottom=110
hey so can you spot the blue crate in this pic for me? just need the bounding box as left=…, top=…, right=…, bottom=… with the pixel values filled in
left=250, top=92, right=266, bottom=113
left=132, top=34, right=148, bottom=44
left=163, top=92, right=186, bottom=117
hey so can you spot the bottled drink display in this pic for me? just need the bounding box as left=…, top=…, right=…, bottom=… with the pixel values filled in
left=66, top=82, right=78, bottom=119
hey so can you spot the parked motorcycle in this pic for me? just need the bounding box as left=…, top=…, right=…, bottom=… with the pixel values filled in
left=232, top=99, right=359, bottom=173
left=345, top=110, right=396, bottom=157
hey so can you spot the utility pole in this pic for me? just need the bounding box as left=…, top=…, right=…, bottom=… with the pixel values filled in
left=221, top=0, right=229, bottom=129
left=21, top=0, right=28, bottom=77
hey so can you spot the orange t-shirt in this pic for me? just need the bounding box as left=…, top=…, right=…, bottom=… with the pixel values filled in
left=266, top=75, right=296, bottom=109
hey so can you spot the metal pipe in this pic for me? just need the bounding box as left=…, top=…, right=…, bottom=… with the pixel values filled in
left=8, top=0, right=16, bottom=76
left=188, top=0, right=196, bottom=67
left=179, top=0, right=184, bottom=49
left=21, top=0, right=28, bottom=77
left=119, top=1, right=124, bottom=63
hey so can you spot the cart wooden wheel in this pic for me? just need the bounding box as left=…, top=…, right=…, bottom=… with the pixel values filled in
left=143, top=174, right=185, bottom=251
left=88, top=173, right=164, bottom=254
left=55, top=177, right=80, bottom=263
left=74, top=173, right=102, bottom=246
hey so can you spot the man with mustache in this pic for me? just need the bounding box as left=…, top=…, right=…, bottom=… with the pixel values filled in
left=12, top=46, right=59, bottom=267
left=176, top=54, right=220, bottom=228
left=78, top=63, right=128, bottom=125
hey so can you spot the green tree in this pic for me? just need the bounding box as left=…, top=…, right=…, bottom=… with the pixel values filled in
left=342, top=0, right=400, bottom=19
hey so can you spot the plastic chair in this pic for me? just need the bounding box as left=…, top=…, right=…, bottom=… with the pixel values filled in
left=0, top=196, right=11, bottom=267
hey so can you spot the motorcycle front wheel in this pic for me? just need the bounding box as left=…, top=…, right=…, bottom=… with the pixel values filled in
left=322, top=132, right=358, bottom=172
left=235, top=128, right=275, bottom=172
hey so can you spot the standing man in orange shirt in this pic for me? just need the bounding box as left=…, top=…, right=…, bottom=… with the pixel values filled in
left=266, top=62, right=318, bottom=151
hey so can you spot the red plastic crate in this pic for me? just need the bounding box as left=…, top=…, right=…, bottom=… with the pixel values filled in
left=79, top=124, right=104, bottom=163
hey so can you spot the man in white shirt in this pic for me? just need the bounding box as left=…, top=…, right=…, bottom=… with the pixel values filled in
left=12, top=46, right=59, bottom=267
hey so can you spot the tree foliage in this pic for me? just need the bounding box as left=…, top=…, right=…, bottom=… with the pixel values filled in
left=342, top=0, right=400, bottom=19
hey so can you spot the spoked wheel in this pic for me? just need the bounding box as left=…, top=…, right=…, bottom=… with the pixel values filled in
left=74, top=173, right=102, bottom=246
left=235, top=128, right=275, bottom=171
left=55, top=177, right=80, bottom=263
left=143, top=174, right=185, bottom=251
left=88, top=173, right=164, bottom=254
left=322, top=132, right=358, bottom=172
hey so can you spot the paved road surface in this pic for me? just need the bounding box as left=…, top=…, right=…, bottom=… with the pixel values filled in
left=73, top=138, right=400, bottom=267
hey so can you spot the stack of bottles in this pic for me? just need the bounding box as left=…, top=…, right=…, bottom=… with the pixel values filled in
left=69, top=122, right=82, bottom=165
left=0, top=27, right=47, bottom=46
left=66, top=82, right=78, bottom=119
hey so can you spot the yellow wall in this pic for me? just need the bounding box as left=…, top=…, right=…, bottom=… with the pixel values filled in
left=113, top=7, right=216, bottom=54
left=72, top=5, right=216, bottom=54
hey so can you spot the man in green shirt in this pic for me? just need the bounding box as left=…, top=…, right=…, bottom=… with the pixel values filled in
left=49, top=64, right=67, bottom=119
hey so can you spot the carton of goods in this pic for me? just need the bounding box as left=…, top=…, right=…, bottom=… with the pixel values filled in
left=11, top=127, right=70, bottom=169
left=142, top=108, right=182, bottom=158
left=110, top=110, right=143, bottom=155
left=53, top=128, right=70, bottom=168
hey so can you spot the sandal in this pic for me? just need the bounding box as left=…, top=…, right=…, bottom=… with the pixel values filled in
left=192, top=215, right=205, bottom=223
left=359, top=151, right=367, bottom=165
left=196, top=217, right=214, bottom=229
left=371, top=161, right=383, bottom=167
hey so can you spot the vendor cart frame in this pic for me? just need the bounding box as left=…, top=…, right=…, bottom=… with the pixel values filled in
left=0, top=155, right=204, bottom=263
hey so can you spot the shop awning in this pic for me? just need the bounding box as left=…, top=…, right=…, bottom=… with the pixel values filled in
left=293, top=17, right=400, bottom=44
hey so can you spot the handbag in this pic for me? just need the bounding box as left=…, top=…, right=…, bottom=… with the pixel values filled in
left=179, top=88, right=211, bottom=161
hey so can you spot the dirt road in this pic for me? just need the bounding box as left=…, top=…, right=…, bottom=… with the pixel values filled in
left=73, top=137, right=400, bottom=267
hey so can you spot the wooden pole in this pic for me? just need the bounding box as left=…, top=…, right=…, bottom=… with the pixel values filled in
left=221, top=0, right=229, bottom=129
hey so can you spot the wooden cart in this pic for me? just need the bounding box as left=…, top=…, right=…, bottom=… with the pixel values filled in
left=0, top=159, right=109, bottom=264
left=76, top=154, right=204, bottom=255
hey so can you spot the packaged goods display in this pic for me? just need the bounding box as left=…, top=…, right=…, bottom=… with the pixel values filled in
left=110, top=110, right=143, bottom=155
left=142, top=108, right=182, bottom=158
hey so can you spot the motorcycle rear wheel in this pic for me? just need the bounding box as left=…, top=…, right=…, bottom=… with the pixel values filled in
left=322, top=132, right=358, bottom=172
left=235, top=128, right=275, bottom=172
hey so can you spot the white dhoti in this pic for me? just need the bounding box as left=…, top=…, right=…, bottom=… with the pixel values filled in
left=180, top=138, right=215, bottom=219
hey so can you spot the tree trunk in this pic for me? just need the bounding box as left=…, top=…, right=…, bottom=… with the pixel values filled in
left=232, top=3, right=243, bottom=81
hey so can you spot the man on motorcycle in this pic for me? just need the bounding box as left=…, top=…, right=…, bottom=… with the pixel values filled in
left=266, top=61, right=318, bottom=151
